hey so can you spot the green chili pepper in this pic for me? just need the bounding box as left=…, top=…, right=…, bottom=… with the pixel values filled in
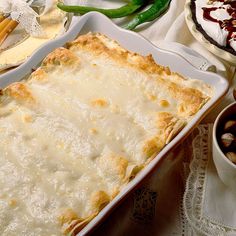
left=124, top=0, right=171, bottom=30
left=57, top=0, right=147, bottom=19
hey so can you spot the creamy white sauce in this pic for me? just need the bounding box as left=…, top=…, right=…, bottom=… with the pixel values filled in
left=0, top=41, right=211, bottom=235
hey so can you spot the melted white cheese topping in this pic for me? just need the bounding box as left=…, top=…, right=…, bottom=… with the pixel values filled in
left=195, top=0, right=236, bottom=51
left=0, top=39, right=211, bottom=235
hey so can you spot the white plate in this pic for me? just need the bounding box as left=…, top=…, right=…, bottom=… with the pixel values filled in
left=185, top=0, right=236, bottom=65
left=0, top=12, right=229, bottom=236
left=0, top=8, right=72, bottom=72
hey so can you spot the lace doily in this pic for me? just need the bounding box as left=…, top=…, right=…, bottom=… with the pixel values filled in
left=0, top=0, right=53, bottom=37
left=183, top=124, right=236, bottom=236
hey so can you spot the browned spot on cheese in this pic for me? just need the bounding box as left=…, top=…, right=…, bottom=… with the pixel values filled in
left=23, top=115, right=33, bottom=123
left=90, top=128, right=98, bottom=134
left=8, top=199, right=17, bottom=207
left=146, top=93, right=157, bottom=101
left=178, top=103, right=185, bottom=113
left=91, top=99, right=108, bottom=108
left=159, top=99, right=169, bottom=107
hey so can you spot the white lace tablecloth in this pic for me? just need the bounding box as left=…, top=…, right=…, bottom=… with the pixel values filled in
left=184, top=125, right=236, bottom=236
left=67, top=1, right=236, bottom=235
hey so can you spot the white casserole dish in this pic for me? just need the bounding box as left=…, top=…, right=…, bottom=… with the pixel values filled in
left=0, top=12, right=229, bottom=236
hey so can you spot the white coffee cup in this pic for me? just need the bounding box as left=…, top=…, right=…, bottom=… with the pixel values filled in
left=213, top=102, right=236, bottom=192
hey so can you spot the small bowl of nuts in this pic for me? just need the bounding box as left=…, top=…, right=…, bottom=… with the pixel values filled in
left=213, top=102, right=236, bottom=191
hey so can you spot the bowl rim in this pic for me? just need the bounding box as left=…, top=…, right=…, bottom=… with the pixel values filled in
left=213, top=101, right=236, bottom=168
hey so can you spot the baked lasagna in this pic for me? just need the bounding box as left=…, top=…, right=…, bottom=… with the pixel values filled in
left=0, top=33, right=212, bottom=235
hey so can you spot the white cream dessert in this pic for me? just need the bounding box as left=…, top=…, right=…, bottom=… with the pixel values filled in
left=192, top=0, right=236, bottom=54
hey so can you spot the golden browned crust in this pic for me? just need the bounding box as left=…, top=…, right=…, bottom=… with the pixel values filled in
left=59, top=208, right=79, bottom=226
left=91, top=98, right=108, bottom=108
left=90, top=190, right=110, bottom=213
left=143, top=136, right=165, bottom=159
left=4, top=82, right=35, bottom=103
left=67, top=215, right=95, bottom=236
left=159, top=99, right=170, bottom=107
left=176, top=88, right=208, bottom=116
left=142, top=112, right=186, bottom=159
left=42, top=47, right=80, bottom=71
left=60, top=211, right=95, bottom=236
left=127, top=165, right=144, bottom=180
left=156, top=77, right=209, bottom=117
left=111, top=187, right=120, bottom=199
left=156, top=112, right=186, bottom=144
left=30, top=68, right=48, bottom=82
left=117, top=158, right=129, bottom=179
left=67, top=33, right=209, bottom=118
left=67, top=33, right=171, bottom=76
left=98, top=153, right=129, bottom=181
left=61, top=190, right=110, bottom=236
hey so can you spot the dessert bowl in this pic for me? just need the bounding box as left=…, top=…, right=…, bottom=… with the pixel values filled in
left=185, top=0, right=236, bottom=65
left=213, top=102, right=236, bottom=192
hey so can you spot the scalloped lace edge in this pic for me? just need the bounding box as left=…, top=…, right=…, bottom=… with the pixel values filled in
left=183, top=124, right=236, bottom=236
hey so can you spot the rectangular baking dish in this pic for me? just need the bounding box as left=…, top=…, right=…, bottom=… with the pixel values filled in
left=0, top=12, right=229, bottom=236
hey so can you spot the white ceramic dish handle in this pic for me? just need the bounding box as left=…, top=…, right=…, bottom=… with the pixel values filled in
left=166, top=42, right=216, bottom=72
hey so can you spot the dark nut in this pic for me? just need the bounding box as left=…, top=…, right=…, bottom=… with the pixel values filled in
left=221, top=133, right=235, bottom=148
left=224, top=120, right=236, bottom=135
left=226, top=152, right=236, bottom=164
left=224, top=120, right=236, bottom=133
